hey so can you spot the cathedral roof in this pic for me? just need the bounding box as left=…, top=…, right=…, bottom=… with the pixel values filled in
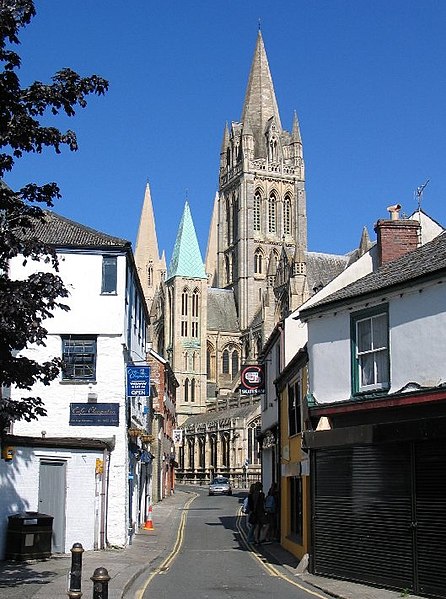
left=167, top=201, right=206, bottom=281
left=18, top=210, right=130, bottom=249
left=305, top=251, right=349, bottom=295
left=207, top=288, right=239, bottom=332
left=241, top=31, right=282, bottom=154
left=301, top=230, right=446, bottom=316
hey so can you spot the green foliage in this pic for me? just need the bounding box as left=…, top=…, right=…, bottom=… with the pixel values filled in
left=0, top=0, right=108, bottom=431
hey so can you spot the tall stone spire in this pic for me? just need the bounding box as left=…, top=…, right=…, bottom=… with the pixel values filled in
left=205, top=192, right=219, bottom=286
left=134, top=181, right=163, bottom=312
left=241, top=30, right=282, bottom=155
left=291, top=110, right=302, bottom=143
left=167, top=201, right=206, bottom=280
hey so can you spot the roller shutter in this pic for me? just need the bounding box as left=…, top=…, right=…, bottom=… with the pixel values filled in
left=312, top=443, right=413, bottom=590
left=415, top=439, right=446, bottom=598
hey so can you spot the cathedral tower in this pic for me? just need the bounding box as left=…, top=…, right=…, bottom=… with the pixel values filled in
left=165, top=202, right=208, bottom=424
left=214, top=31, right=307, bottom=342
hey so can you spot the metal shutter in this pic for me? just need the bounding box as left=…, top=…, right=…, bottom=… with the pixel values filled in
left=313, top=443, right=413, bottom=590
left=415, top=439, right=446, bottom=598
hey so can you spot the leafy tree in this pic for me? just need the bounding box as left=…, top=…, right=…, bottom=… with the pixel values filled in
left=0, top=1, right=108, bottom=433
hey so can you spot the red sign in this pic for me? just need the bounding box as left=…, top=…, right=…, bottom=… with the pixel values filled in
left=240, top=364, right=265, bottom=395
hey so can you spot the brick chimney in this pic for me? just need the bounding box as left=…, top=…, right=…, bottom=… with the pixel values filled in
left=374, top=204, right=421, bottom=266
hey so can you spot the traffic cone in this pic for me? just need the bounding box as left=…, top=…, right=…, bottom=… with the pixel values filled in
left=143, top=504, right=154, bottom=530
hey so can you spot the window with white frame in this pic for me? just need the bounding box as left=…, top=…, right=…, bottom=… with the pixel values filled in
left=62, top=336, right=97, bottom=381
left=352, top=307, right=389, bottom=393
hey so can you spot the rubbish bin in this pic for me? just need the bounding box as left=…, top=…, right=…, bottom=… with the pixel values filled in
left=5, top=512, right=53, bottom=560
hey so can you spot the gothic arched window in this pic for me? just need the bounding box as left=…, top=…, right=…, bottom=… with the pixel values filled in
left=232, top=350, right=239, bottom=377
left=222, top=349, right=230, bottom=374
left=283, top=195, right=292, bottom=236
left=191, top=378, right=196, bottom=402
left=181, top=289, right=188, bottom=316
left=232, top=193, right=239, bottom=241
left=225, top=255, right=231, bottom=285
left=206, top=343, right=215, bottom=379
left=253, top=191, right=261, bottom=232
left=191, top=289, right=199, bottom=338
left=184, top=378, right=189, bottom=402
left=268, top=193, right=277, bottom=233
left=226, top=197, right=232, bottom=244
left=147, top=263, right=153, bottom=287
left=254, top=248, right=263, bottom=274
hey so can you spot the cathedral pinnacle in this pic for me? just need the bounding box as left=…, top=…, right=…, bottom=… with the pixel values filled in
left=167, top=201, right=206, bottom=281
left=241, top=31, right=282, bottom=156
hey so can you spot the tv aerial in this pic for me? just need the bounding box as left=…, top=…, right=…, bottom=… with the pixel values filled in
left=415, top=179, right=430, bottom=211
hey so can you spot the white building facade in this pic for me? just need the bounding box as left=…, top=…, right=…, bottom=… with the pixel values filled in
left=0, top=211, right=150, bottom=558
left=300, top=220, right=446, bottom=597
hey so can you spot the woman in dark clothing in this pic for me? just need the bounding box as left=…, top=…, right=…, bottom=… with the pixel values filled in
left=251, top=482, right=266, bottom=544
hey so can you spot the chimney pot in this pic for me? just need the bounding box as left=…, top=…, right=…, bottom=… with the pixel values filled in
left=386, top=204, right=401, bottom=220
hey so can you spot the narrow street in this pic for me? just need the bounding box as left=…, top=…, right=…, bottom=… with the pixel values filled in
left=128, top=489, right=330, bottom=599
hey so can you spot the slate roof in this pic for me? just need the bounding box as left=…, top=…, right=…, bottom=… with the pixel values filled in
left=207, top=288, right=239, bottom=332
left=182, top=403, right=259, bottom=428
left=18, top=210, right=130, bottom=249
left=306, top=251, right=349, bottom=293
left=301, top=231, right=446, bottom=317
left=167, top=201, right=206, bottom=280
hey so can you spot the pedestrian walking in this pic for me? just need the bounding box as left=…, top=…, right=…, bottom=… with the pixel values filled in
left=264, top=483, right=278, bottom=542
left=246, top=483, right=256, bottom=542
left=249, top=482, right=266, bottom=545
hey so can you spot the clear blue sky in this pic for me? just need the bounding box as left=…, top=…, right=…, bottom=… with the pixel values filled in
left=6, top=1, right=446, bottom=259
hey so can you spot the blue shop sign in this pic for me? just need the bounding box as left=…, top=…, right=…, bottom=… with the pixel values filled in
left=127, top=365, right=150, bottom=397
left=70, top=403, right=119, bottom=426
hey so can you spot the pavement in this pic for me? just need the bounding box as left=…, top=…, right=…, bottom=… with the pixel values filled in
left=0, top=486, right=423, bottom=599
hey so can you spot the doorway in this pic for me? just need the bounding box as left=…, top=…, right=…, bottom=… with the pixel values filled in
left=38, top=460, right=66, bottom=553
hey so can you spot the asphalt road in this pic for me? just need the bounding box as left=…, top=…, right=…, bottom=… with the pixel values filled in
left=130, top=488, right=331, bottom=599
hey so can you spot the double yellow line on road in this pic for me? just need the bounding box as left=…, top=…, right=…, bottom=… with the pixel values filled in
left=135, top=492, right=199, bottom=599
left=236, top=508, right=328, bottom=598
left=136, top=494, right=327, bottom=599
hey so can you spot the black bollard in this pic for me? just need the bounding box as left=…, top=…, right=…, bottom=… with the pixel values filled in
left=67, top=543, right=84, bottom=598
left=91, top=567, right=111, bottom=599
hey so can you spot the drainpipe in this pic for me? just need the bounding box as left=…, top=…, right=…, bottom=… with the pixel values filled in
left=100, top=446, right=110, bottom=549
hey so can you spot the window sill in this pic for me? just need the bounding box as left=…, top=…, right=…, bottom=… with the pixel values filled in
left=352, top=387, right=389, bottom=400
left=100, top=292, right=117, bottom=296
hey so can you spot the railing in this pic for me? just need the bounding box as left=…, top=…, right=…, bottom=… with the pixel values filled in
left=175, top=469, right=261, bottom=490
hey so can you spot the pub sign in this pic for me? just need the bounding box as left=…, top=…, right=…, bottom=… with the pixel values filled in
left=240, top=364, right=265, bottom=395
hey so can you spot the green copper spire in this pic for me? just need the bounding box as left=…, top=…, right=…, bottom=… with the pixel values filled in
left=167, top=201, right=206, bottom=280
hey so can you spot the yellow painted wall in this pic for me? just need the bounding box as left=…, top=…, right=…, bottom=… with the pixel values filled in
left=279, top=364, right=310, bottom=561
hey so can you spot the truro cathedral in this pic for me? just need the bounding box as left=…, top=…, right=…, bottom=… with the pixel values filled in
left=134, top=31, right=349, bottom=485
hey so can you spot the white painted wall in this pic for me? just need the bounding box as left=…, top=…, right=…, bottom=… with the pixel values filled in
left=5, top=246, right=149, bottom=555
left=307, top=279, right=446, bottom=404
left=0, top=445, right=103, bottom=559
left=262, top=332, right=281, bottom=434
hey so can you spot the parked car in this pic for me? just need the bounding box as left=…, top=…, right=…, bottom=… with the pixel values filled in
left=209, top=476, right=232, bottom=496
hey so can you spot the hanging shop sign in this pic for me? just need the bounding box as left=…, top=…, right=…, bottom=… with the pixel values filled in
left=173, top=429, right=184, bottom=445
left=240, top=364, right=265, bottom=395
left=126, top=365, right=151, bottom=397
left=69, top=403, right=119, bottom=426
